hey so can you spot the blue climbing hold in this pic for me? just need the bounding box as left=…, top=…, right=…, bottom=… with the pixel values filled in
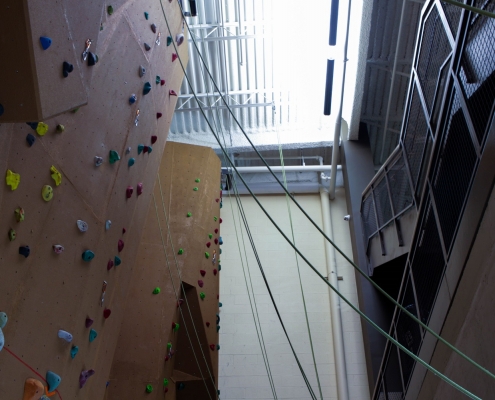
left=40, top=36, right=52, bottom=50
left=137, top=144, right=144, bottom=155
left=46, top=371, right=61, bottom=391
left=128, top=158, right=135, bottom=167
left=71, top=345, right=79, bottom=359
left=82, top=250, right=95, bottom=262
left=26, top=134, right=35, bottom=147
left=26, top=122, right=38, bottom=130
left=89, top=328, right=98, bottom=342
left=114, top=256, right=121, bottom=266
left=219, top=236, right=223, bottom=245
left=129, top=94, right=137, bottom=105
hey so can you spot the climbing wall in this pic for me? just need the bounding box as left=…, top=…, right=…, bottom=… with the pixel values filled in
left=0, top=0, right=188, bottom=399
left=107, top=142, right=221, bottom=399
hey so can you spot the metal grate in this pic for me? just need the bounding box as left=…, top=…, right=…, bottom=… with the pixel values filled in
left=383, top=343, right=404, bottom=399
left=458, top=0, right=495, bottom=145
left=416, top=6, right=452, bottom=114
left=403, top=84, right=429, bottom=189
left=387, top=154, right=414, bottom=214
left=374, top=178, right=394, bottom=227
left=362, top=194, right=378, bottom=240
left=440, top=1, right=463, bottom=38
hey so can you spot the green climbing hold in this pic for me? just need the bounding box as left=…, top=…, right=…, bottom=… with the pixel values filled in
left=153, top=287, right=160, bottom=294
left=167, top=36, right=172, bottom=46
left=195, top=178, right=200, bottom=183
left=178, top=248, right=183, bottom=255
left=187, top=212, right=192, bottom=217
left=8, top=229, right=16, bottom=241
left=173, top=323, right=179, bottom=332
left=200, top=292, right=205, bottom=300
left=213, top=216, right=218, bottom=221
left=143, top=82, right=151, bottom=95
left=205, top=252, right=209, bottom=259
left=163, top=378, right=169, bottom=387
left=167, top=342, right=172, bottom=350
left=156, top=75, right=161, bottom=84
left=208, top=233, right=213, bottom=239
left=193, top=187, right=198, bottom=191
left=107, top=5, right=113, bottom=14
left=146, top=384, right=153, bottom=393
left=144, top=12, right=149, bottom=19
left=109, top=150, right=120, bottom=164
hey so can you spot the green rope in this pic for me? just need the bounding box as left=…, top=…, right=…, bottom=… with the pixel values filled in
left=175, top=7, right=495, bottom=382
left=443, top=0, right=495, bottom=19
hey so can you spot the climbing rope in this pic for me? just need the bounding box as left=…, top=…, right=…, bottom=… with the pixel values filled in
left=174, top=5, right=495, bottom=385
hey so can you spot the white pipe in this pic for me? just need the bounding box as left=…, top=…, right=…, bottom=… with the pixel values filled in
left=319, top=187, right=349, bottom=400
left=225, top=165, right=342, bottom=173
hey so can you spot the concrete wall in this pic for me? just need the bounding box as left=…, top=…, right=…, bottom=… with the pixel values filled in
left=219, top=189, right=369, bottom=399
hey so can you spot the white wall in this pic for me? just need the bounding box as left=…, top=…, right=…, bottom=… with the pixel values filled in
left=219, top=188, right=369, bottom=399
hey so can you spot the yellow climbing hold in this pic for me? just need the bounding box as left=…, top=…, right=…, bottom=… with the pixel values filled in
left=42, top=185, right=54, bottom=202
left=36, top=122, right=48, bottom=136
left=50, top=165, right=62, bottom=186
left=5, top=169, right=20, bottom=190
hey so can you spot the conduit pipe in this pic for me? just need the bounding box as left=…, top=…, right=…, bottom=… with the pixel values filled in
left=223, top=165, right=341, bottom=174
left=319, top=187, right=349, bottom=400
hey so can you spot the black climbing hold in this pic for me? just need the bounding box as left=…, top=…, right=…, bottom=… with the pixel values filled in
left=87, top=52, right=97, bottom=66
left=151, top=23, right=157, bottom=33
left=62, top=61, right=74, bottom=77
left=19, top=246, right=30, bottom=258
left=177, top=382, right=185, bottom=390
left=26, top=134, right=35, bottom=147
left=144, top=43, right=151, bottom=51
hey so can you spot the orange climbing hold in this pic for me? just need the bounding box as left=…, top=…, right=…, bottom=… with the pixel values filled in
left=23, top=378, right=44, bottom=400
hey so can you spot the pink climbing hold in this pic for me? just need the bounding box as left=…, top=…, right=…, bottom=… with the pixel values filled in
left=79, top=369, right=95, bottom=388
left=209, top=344, right=215, bottom=351
left=126, top=186, right=133, bottom=198
left=213, top=269, right=217, bottom=276
left=137, top=183, right=143, bottom=196
left=200, top=269, right=206, bottom=277
left=214, top=238, right=218, bottom=245
left=156, top=113, right=162, bottom=119
left=198, top=280, right=204, bottom=288
left=172, top=53, right=178, bottom=62
left=103, top=308, right=111, bottom=319
left=169, top=90, right=177, bottom=96
left=107, top=260, right=114, bottom=270
left=151, top=135, right=157, bottom=144
left=206, top=322, right=210, bottom=327
left=214, top=228, right=218, bottom=234
left=118, top=239, right=124, bottom=252
left=85, top=317, right=94, bottom=328
left=206, top=242, right=211, bottom=248
left=160, top=79, right=165, bottom=86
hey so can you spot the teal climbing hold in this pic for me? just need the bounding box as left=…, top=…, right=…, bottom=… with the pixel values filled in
left=216, top=325, right=220, bottom=332
left=218, top=264, right=221, bottom=271
left=143, top=82, right=151, bottom=95
left=128, top=158, right=135, bottom=167
left=0, top=312, right=7, bottom=329
left=220, top=249, right=222, bottom=254
left=147, top=145, right=152, bottom=154
left=219, top=302, right=222, bottom=307
left=156, top=75, right=161, bottom=84
left=109, top=150, right=120, bottom=164
left=46, top=371, right=61, bottom=391
left=71, top=345, right=79, bottom=359
left=178, top=382, right=185, bottom=390
left=144, top=12, right=149, bottom=19
left=216, top=344, right=220, bottom=350
left=114, top=256, right=121, bottom=266
left=0, top=328, right=4, bottom=352
left=138, top=144, right=144, bottom=155
left=82, top=250, right=95, bottom=262
left=167, top=36, right=172, bottom=46
left=89, top=328, right=98, bottom=342
left=205, top=252, right=209, bottom=259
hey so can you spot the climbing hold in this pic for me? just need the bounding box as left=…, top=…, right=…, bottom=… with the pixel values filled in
left=137, top=183, right=143, bottom=196
left=214, top=238, right=218, bottom=245
left=147, top=145, right=152, bottom=154
left=219, top=302, right=222, bottom=307
left=155, top=75, right=161, bottom=84
left=163, top=378, right=169, bottom=387
left=172, top=53, right=178, bottom=62
left=195, top=178, right=200, bottom=183
left=107, top=5, right=113, bottom=14
left=139, top=65, right=146, bottom=77
left=216, top=198, right=219, bottom=203
left=156, top=112, right=162, bottom=119
left=200, top=292, right=206, bottom=300
left=155, top=32, right=161, bottom=45
left=164, top=355, right=169, bottom=362
left=169, top=89, right=177, bottom=96
left=217, top=344, right=220, bottom=350
left=62, top=61, right=74, bottom=78
left=109, top=150, right=120, bottom=164
left=198, top=280, right=204, bottom=288
left=200, top=270, right=206, bottom=276
left=128, top=158, right=135, bottom=167
left=107, top=260, right=114, bottom=270
left=218, top=264, right=221, bottom=271
left=89, top=328, right=98, bottom=342
left=219, top=236, right=223, bottom=245
left=144, top=43, right=151, bottom=51
left=71, top=345, right=79, bottom=359
left=114, top=256, right=121, bottom=266
left=220, top=248, right=222, bottom=254
left=206, top=242, right=211, bottom=248
left=27, top=122, right=38, bottom=130
left=146, top=384, right=153, bottom=393
left=26, top=133, right=35, bottom=147
left=53, top=245, right=64, bottom=254
left=177, top=299, right=183, bottom=307
left=50, top=165, right=62, bottom=186
left=8, top=229, right=16, bottom=241
left=126, top=186, right=133, bottom=198
left=177, top=383, right=185, bottom=390
left=220, top=218, right=223, bottom=223
left=215, top=228, right=219, bottom=234
left=144, top=11, right=149, bottom=19
left=216, top=313, right=220, bottom=324
left=151, top=135, right=157, bottom=144
left=77, top=220, right=88, bottom=232
left=82, top=250, right=95, bottom=262
left=209, top=344, right=215, bottom=351
left=122, top=227, right=126, bottom=234
left=205, top=252, right=209, bottom=259
left=103, top=308, right=111, bottom=319
left=46, top=371, right=61, bottom=392
left=167, top=36, right=172, bottom=46
left=167, top=342, right=172, bottom=350
left=85, top=317, right=94, bottom=328
left=58, top=330, right=73, bottom=343
left=151, top=23, right=157, bottom=33
left=23, top=378, right=44, bottom=400
left=129, top=94, right=137, bottom=105
left=152, top=287, right=160, bottom=294
left=213, top=216, right=218, bottom=221
left=187, top=212, right=192, bottom=217
left=105, top=220, right=112, bottom=231
left=118, top=239, right=124, bottom=252
left=178, top=248, right=183, bottom=255
left=40, top=36, right=52, bottom=50
left=79, top=369, right=95, bottom=388
left=143, top=82, right=151, bottom=95
left=125, top=147, right=131, bottom=155
left=87, top=52, right=98, bottom=66
left=94, top=156, right=103, bottom=167
left=176, top=33, right=185, bottom=46
left=137, top=144, right=145, bottom=155
left=19, top=246, right=30, bottom=258
left=208, top=233, right=212, bottom=239
left=172, top=322, right=179, bottom=332
left=0, top=328, right=3, bottom=351
left=0, top=313, right=7, bottom=329
left=160, top=79, right=165, bottom=86
left=213, top=269, right=217, bottom=276
left=206, top=322, right=210, bottom=327
left=217, top=325, right=220, bottom=332
left=14, top=208, right=24, bottom=222
left=5, top=170, right=20, bottom=190
left=193, top=187, right=198, bottom=191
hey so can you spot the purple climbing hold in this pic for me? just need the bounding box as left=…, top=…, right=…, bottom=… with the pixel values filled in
left=79, top=369, right=95, bottom=388
left=200, top=270, right=206, bottom=277
left=137, top=183, right=143, bottom=196
left=85, top=317, right=94, bottom=328
left=118, top=239, right=124, bottom=252
left=19, top=246, right=30, bottom=258
left=198, top=280, right=204, bottom=288
left=107, top=259, right=114, bottom=270
left=40, top=36, right=52, bottom=50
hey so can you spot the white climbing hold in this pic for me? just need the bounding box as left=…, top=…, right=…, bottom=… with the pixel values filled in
left=105, top=220, right=111, bottom=230
left=77, top=220, right=88, bottom=232
left=58, top=330, right=73, bottom=343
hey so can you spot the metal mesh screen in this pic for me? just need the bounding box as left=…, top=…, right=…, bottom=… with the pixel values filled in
left=432, top=91, right=478, bottom=252
left=440, top=1, right=463, bottom=38
left=458, top=0, right=495, bottom=145
left=387, top=154, right=414, bottom=214
left=362, top=194, right=378, bottom=241
left=417, top=6, right=452, bottom=114
left=404, top=85, right=429, bottom=189
left=374, top=178, right=394, bottom=227
left=383, top=344, right=404, bottom=399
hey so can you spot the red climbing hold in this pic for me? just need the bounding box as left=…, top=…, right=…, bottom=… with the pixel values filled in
left=143, top=146, right=149, bottom=154
left=169, top=90, right=177, bottom=96
left=214, top=228, right=218, bottom=234
left=164, top=387, right=168, bottom=393
left=216, top=198, right=219, bottom=202
left=126, top=186, right=133, bottom=199
left=172, top=53, right=178, bottom=62
left=220, top=191, right=223, bottom=198
left=206, top=322, right=210, bottom=327
left=213, top=269, right=218, bottom=276
left=198, top=280, right=204, bottom=288
left=209, top=344, right=215, bottom=351
left=137, top=183, right=143, bottom=196
left=200, top=269, right=206, bottom=276
left=160, top=79, right=165, bottom=86
left=151, top=135, right=157, bottom=144
left=165, top=355, right=170, bottom=361
left=214, top=238, right=218, bottom=245
left=103, top=308, right=111, bottom=319
left=85, top=317, right=94, bottom=328
left=122, top=227, right=126, bottom=234
left=107, top=260, right=114, bottom=270
left=217, top=294, right=219, bottom=299
left=219, top=218, right=223, bottom=223
left=118, top=239, right=124, bottom=252
left=156, top=113, right=162, bottom=119
left=206, top=242, right=211, bottom=248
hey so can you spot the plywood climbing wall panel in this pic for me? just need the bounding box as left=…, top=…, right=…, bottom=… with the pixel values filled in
left=0, top=0, right=188, bottom=398
left=107, top=142, right=222, bottom=399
